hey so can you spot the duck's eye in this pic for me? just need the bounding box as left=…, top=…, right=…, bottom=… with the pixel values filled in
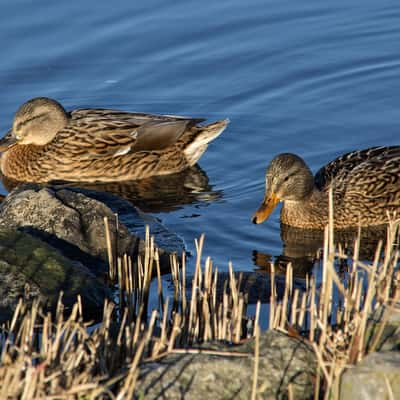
left=283, top=175, right=290, bottom=182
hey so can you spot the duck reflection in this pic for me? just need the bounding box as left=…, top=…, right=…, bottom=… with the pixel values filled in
left=253, top=224, right=388, bottom=279
left=1, top=165, right=222, bottom=213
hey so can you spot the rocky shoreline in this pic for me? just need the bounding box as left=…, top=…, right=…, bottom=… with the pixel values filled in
left=0, top=184, right=399, bottom=399
left=0, top=184, right=180, bottom=322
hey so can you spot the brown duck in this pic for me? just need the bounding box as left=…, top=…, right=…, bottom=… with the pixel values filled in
left=252, top=148, right=400, bottom=229
left=0, top=97, right=229, bottom=183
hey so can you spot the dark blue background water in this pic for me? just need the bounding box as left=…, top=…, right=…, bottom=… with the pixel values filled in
left=1, top=0, right=400, bottom=272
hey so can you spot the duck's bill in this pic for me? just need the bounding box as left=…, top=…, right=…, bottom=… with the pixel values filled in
left=252, top=193, right=280, bottom=224
left=0, top=130, right=17, bottom=152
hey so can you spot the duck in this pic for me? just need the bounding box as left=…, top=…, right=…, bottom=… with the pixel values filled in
left=252, top=147, right=400, bottom=229
left=0, top=97, right=229, bottom=183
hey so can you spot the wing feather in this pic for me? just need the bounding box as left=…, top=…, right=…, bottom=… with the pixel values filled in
left=56, top=109, right=203, bottom=160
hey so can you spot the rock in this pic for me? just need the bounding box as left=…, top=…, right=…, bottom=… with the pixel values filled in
left=0, top=184, right=179, bottom=275
left=0, top=228, right=109, bottom=323
left=0, top=184, right=135, bottom=274
left=81, top=188, right=185, bottom=255
left=365, top=303, right=400, bottom=352
left=137, top=330, right=316, bottom=399
left=0, top=184, right=186, bottom=322
left=340, top=351, right=400, bottom=400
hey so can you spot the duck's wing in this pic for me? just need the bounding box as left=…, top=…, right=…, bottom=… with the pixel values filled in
left=314, top=146, right=399, bottom=190
left=62, top=109, right=204, bottom=159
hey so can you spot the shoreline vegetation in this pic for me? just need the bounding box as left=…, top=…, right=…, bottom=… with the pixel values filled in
left=0, top=211, right=399, bottom=399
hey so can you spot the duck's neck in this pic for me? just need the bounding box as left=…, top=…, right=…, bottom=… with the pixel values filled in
left=280, top=187, right=328, bottom=229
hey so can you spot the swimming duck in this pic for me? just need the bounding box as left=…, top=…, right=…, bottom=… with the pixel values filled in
left=0, top=97, right=229, bottom=183
left=252, top=147, right=400, bottom=229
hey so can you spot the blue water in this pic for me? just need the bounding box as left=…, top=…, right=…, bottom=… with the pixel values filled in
left=1, top=0, right=400, bottom=274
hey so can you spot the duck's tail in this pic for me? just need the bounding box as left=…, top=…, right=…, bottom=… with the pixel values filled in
left=184, top=119, right=229, bottom=166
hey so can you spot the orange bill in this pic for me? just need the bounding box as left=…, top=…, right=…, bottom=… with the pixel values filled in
left=252, top=192, right=280, bottom=224
left=0, top=130, right=17, bottom=152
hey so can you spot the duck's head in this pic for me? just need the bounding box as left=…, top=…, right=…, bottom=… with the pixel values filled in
left=0, top=97, right=69, bottom=151
left=252, top=153, right=314, bottom=224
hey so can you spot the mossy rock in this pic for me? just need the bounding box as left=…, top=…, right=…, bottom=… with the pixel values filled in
left=0, top=228, right=109, bottom=323
left=0, top=184, right=180, bottom=275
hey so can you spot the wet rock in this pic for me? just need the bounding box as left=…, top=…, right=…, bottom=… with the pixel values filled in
left=0, top=184, right=185, bottom=321
left=137, top=330, right=316, bottom=399
left=340, top=351, right=400, bottom=400
left=0, top=228, right=108, bottom=323
left=0, top=184, right=126, bottom=274
left=0, top=184, right=179, bottom=275
left=81, top=188, right=185, bottom=255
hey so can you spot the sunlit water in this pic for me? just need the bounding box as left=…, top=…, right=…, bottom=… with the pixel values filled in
left=1, top=1, right=399, bottom=314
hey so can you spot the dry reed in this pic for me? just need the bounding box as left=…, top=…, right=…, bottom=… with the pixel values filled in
left=0, top=224, right=253, bottom=398
left=0, top=212, right=399, bottom=399
left=267, top=214, right=400, bottom=400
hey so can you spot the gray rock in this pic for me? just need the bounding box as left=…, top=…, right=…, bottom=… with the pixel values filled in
left=80, top=188, right=185, bottom=255
left=137, top=330, right=316, bottom=399
left=0, top=184, right=185, bottom=321
left=340, top=351, right=400, bottom=400
left=0, top=184, right=177, bottom=275
left=365, top=303, right=400, bottom=352
left=0, top=228, right=108, bottom=323
left=0, top=184, right=135, bottom=273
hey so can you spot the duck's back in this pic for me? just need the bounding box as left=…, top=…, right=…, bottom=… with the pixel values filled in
left=314, top=146, right=400, bottom=226
left=314, top=146, right=400, bottom=190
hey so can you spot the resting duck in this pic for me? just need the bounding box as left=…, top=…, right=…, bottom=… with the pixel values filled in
left=252, top=147, right=400, bottom=229
left=0, top=97, right=228, bottom=183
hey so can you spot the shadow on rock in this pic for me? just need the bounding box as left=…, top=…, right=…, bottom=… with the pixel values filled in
left=0, top=228, right=109, bottom=323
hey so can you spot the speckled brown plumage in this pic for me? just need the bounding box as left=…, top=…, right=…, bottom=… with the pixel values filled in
left=253, top=147, right=400, bottom=229
left=0, top=97, right=229, bottom=183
